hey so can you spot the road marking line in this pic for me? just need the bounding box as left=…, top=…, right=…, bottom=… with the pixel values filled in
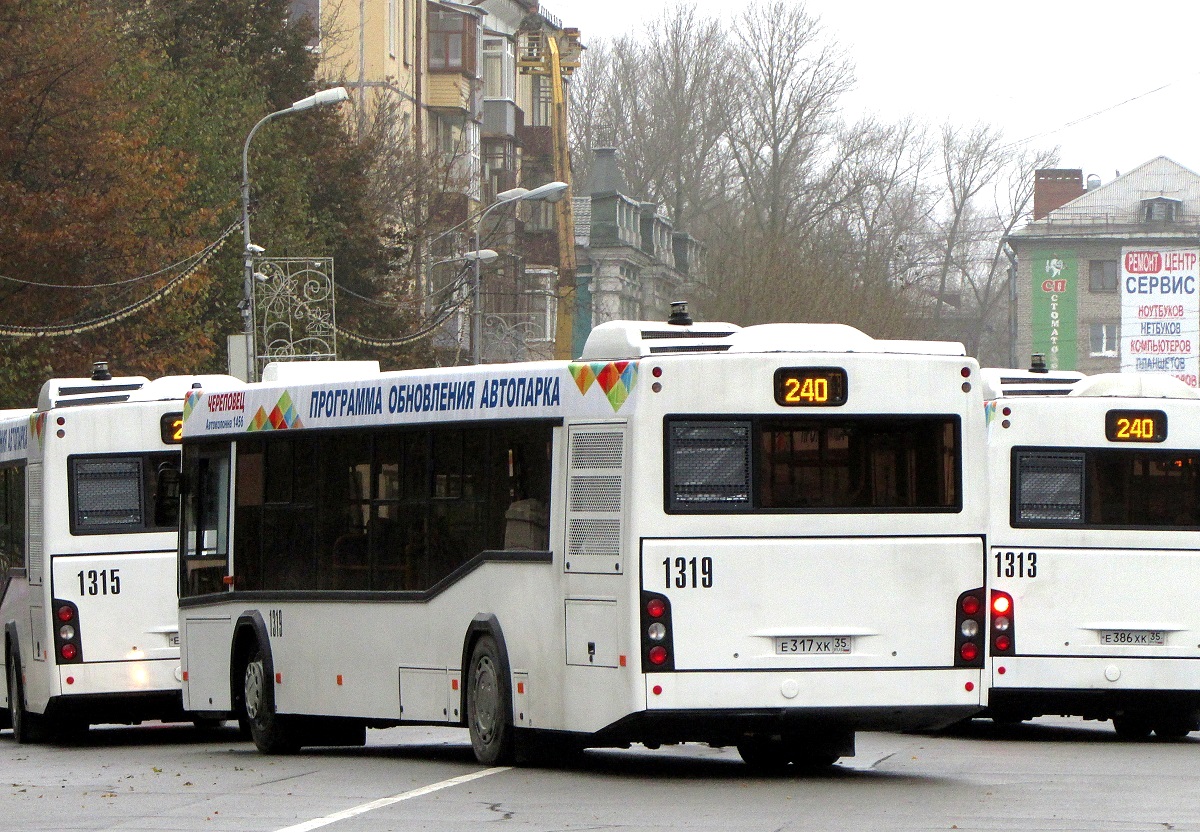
left=273, top=767, right=511, bottom=832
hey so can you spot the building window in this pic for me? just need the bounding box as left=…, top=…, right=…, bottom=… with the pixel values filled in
left=388, top=0, right=396, bottom=58
left=1089, top=260, right=1118, bottom=292
left=1142, top=198, right=1178, bottom=223
left=1090, top=323, right=1118, bottom=357
left=483, top=37, right=515, bottom=100
left=529, top=74, right=552, bottom=126
left=429, top=5, right=476, bottom=74
left=288, top=0, right=321, bottom=49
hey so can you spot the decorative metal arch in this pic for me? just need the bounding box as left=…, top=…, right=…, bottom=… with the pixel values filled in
left=251, top=257, right=337, bottom=374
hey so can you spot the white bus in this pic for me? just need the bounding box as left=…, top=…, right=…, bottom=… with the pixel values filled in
left=982, top=368, right=1200, bottom=738
left=178, top=316, right=989, bottom=768
left=0, top=366, right=241, bottom=741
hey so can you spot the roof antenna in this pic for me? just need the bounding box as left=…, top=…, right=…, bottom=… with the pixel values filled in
left=1029, top=353, right=1048, bottom=374
left=91, top=361, right=112, bottom=381
left=667, top=300, right=693, bottom=326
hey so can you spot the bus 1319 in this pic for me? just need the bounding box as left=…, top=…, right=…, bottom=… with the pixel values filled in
left=982, top=368, right=1200, bottom=738
left=178, top=315, right=989, bottom=768
left=0, top=364, right=241, bottom=741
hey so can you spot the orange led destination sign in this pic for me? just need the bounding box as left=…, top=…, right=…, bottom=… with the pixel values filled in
left=1105, top=409, right=1166, bottom=443
left=160, top=412, right=184, bottom=444
left=773, top=367, right=847, bottom=407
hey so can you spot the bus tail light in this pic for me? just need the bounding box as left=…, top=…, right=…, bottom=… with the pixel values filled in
left=990, top=590, right=1016, bottom=655
left=954, top=588, right=985, bottom=668
left=641, top=591, right=675, bottom=672
left=52, top=599, right=83, bottom=664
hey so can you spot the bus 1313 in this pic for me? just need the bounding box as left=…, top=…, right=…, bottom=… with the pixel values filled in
left=0, top=364, right=241, bottom=741
left=178, top=315, right=989, bottom=768
left=982, top=368, right=1200, bottom=738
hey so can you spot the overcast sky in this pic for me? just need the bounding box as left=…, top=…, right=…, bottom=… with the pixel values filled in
left=550, top=0, right=1200, bottom=187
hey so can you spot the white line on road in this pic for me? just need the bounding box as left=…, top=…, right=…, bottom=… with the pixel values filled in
left=273, top=767, right=512, bottom=832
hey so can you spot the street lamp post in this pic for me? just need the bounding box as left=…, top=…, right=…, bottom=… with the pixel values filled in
left=471, top=181, right=568, bottom=365
left=240, top=86, right=350, bottom=382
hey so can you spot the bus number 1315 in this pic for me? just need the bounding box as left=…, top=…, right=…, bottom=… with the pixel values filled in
left=77, top=568, right=121, bottom=596
left=664, top=556, right=713, bottom=589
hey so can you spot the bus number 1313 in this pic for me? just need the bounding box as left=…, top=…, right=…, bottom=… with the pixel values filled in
left=994, top=551, right=1037, bottom=579
left=664, top=556, right=713, bottom=589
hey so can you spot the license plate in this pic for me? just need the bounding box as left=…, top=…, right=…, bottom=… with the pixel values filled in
left=775, top=636, right=851, bottom=655
left=1099, top=630, right=1165, bottom=646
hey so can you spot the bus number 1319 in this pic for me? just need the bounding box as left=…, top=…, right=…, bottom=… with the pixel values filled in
left=664, top=556, right=713, bottom=589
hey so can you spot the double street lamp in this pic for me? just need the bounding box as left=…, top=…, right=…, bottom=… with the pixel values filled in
left=240, top=86, right=350, bottom=381
left=471, top=181, right=569, bottom=364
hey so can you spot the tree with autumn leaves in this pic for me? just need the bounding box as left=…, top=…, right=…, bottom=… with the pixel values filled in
left=0, top=0, right=423, bottom=407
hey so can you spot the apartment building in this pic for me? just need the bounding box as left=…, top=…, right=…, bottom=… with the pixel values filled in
left=1007, top=157, right=1200, bottom=387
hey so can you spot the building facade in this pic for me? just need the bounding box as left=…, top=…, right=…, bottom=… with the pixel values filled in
left=573, top=148, right=705, bottom=356
left=1007, top=157, right=1200, bottom=386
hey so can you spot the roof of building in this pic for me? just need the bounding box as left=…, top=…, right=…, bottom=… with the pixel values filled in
left=1012, top=156, right=1200, bottom=237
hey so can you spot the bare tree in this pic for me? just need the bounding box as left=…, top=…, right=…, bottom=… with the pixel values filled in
left=722, top=1, right=854, bottom=237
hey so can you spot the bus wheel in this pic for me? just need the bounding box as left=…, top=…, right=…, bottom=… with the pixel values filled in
left=243, top=645, right=298, bottom=754
left=1153, top=715, right=1197, bottom=740
left=466, top=635, right=514, bottom=765
left=6, top=653, right=41, bottom=744
left=1113, top=714, right=1152, bottom=740
left=736, top=735, right=791, bottom=772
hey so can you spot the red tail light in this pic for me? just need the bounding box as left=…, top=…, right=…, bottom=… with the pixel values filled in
left=990, top=590, right=1016, bottom=655
left=641, top=591, right=675, bottom=672
left=955, top=588, right=985, bottom=667
left=52, top=599, right=83, bottom=664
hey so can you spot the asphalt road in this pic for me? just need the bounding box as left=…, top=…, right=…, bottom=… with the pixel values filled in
left=2, top=717, right=1197, bottom=831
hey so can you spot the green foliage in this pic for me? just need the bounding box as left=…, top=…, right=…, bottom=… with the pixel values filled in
left=0, top=0, right=407, bottom=406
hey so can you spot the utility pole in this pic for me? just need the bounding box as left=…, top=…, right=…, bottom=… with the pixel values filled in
left=518, top=26, right=582, bottom=360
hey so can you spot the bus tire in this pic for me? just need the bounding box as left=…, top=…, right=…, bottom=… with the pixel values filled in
left=736, top=735, right=790, bottom=772
left=243, top=644, right=298, bottom=754
left=1152, top=715, right=1196, bottom=740
left=7, top=651, right=43, bottom=744
left=466, top=634, right=515, bottom=765
left=1112, top=713, right=1152, bottom=740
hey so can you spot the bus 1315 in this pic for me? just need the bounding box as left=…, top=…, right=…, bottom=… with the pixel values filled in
left=982, top=368, right=1200, bottom=738
left=178, top=316, right=989, bottom=768
left=0, top=364, right=241, bottom=741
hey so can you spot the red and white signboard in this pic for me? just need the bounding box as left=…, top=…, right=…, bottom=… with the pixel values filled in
left=1120, top=247, right=1199, bottom=387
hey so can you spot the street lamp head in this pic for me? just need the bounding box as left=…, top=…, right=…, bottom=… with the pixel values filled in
left=290, top=86, right=351, bottom=113
left=465, top=248, right=500, bottom=263
left=523, top=181, right=569, bottom=203
left=246, top=243, right=265, bottom=254
left=495, top=186, right=530, bottom=203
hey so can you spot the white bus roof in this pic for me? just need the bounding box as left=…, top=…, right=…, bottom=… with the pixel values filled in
left=261, top=361, right=381, bottom=383
left=579, top=320, right=965, bottom=360
left=1068, top=372, right=1200, bottom=400
left=38, top=373, right=242, bottom=410
left=980, top=368, right=1087, bottom=399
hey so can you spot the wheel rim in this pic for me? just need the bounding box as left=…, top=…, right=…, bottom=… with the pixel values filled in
left=472, top=655, right=499, bottom=745
left=244, top=659, right=265, bottom=721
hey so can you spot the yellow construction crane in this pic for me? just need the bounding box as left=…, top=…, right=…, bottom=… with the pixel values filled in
left=517, top=26, right=582, bottom=360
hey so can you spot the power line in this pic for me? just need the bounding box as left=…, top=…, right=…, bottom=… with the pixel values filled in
left=0, top=219, right=243, bottom=338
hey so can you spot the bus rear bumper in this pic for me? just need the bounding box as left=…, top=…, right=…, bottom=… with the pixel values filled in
left=641, top=668, right=983, bottom=732
left=55, top=659, right=181, bottom=700
left=987, top=656, right=1200, bottom=720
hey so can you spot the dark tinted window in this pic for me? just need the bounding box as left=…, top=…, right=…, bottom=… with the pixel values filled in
left=69, top=452, right=180, bottom=534
left=229, top=422, right=554, bottom=593
left=1014, top=447, right=1200, bottom=528
left=666, top=416, right=961, bottom=513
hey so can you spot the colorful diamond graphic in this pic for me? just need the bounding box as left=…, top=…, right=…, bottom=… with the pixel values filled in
left=183, top=389, right=202, bottom=422
left=249, top=407, right=270, bottom=431
left=569, top=363, right=597, bottom=395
